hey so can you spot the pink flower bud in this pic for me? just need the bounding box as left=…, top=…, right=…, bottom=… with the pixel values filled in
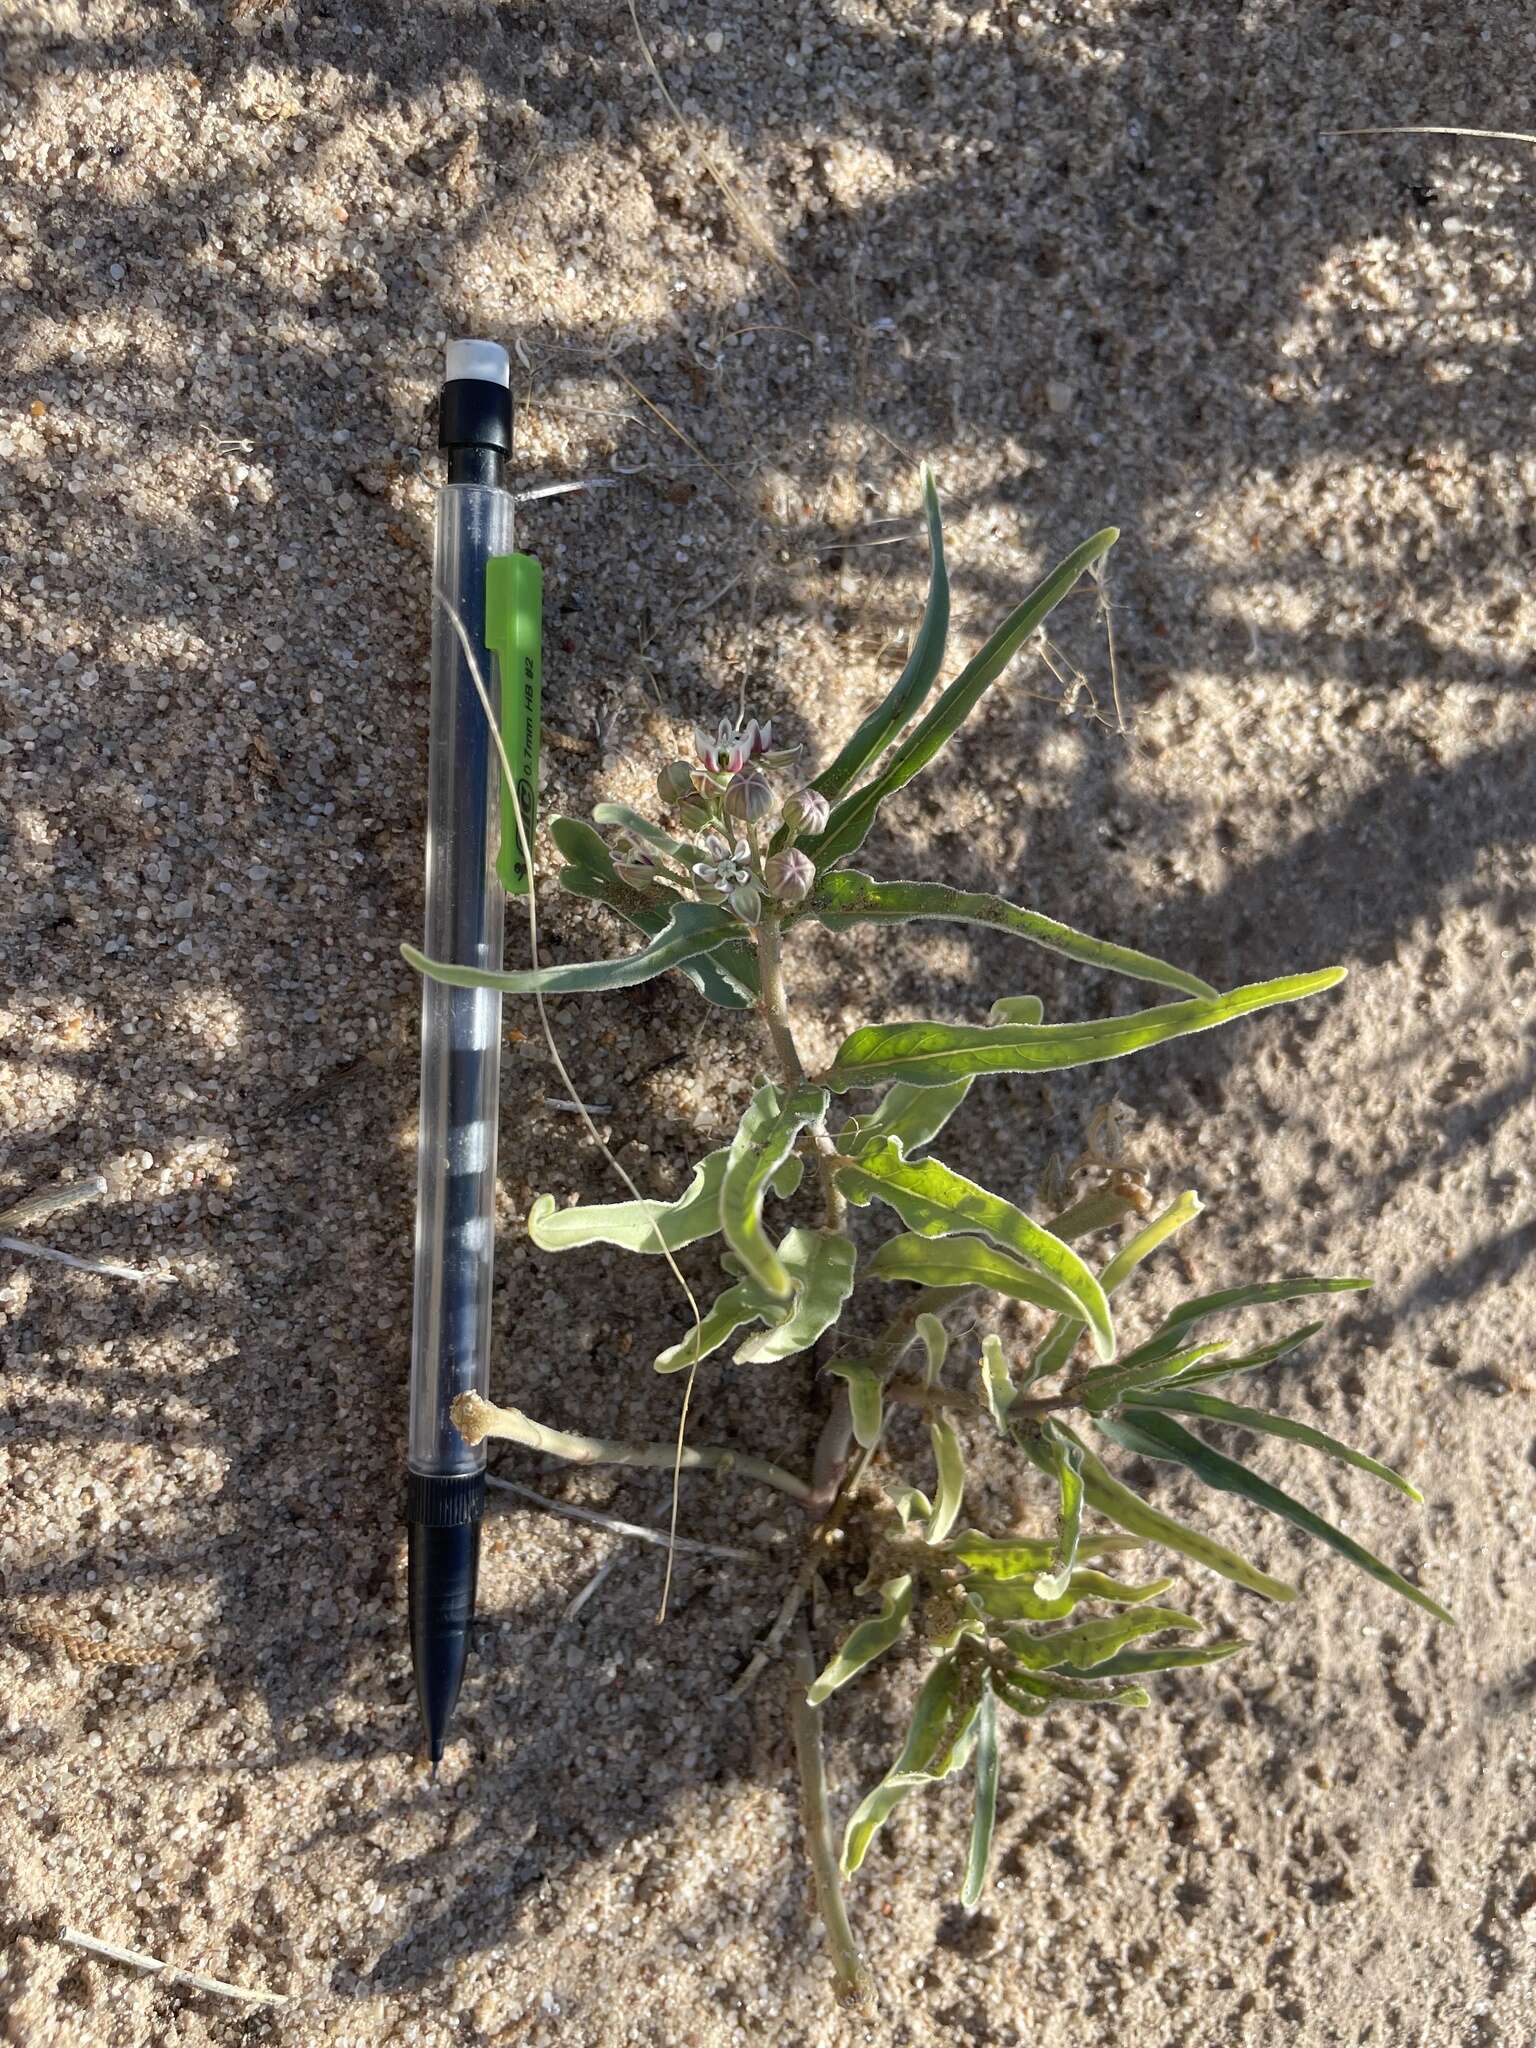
left=782, top=787, right=830, bottom=835
left=657, top=760, right=695, bottom=805
left=763, top=848, right=815, bottom=905
left=723, top=771, right=774, bottom=824
left=728, top=881, right=764, bottom=924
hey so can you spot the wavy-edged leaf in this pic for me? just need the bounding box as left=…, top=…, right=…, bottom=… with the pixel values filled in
left=1126, top=1388, right=1421, bottom=1500
left=1094, top=1410, right=1452, bottom=1623
left=1019, top=1430, right=1298, bottom=1602
left=1002, top=1605, right=1201, bottom=1672
left=1033, top=1418, right=1084, bottom=1599
left=927, top=1418, right=966, bottom=1544
left=980, top=1333, right=1018, bottom=1430
left=946, top=1530, right=1143, bottom=1579
left=869, top=1234, right=1085, bottom=1321
left=1088, top=1639, right=1247, bottom=1678
left=827, top=1360, right=883, bottom=1449
left=835, top=1142, right=1115, bottom=1361
left=1156, top=1274, right=1371, bottom=1344
left=961, top=1679, right=999, bottom=1908
left=805, top=525, right=1119, bottom=870
left=653, top=1274, right=773, bottom=1373
left=967, top=1571, right=1175, bottom=1624
left=528, top=1154, right=729, bottom=1256
left=806, top=1576, right=915, bottom=1705
left=996, top=1669, right=1151, bottom=1711
left=805, top=872, right=1217, bottom=1000
left=721, top=1083, right=830, bottom=1300
left=590, top=800, right=696, bottom=866
left=404, top=898, right=744, bottom=998
left=734, top=1228, right=856, bottom=1364
left=842, top=1077, right=974, bottom=1160
left=841, top=1653, right=979, bottom=1875
left=812, top=467, right=949, bottom=802
left=826, top=970, right=1346, bottom=1091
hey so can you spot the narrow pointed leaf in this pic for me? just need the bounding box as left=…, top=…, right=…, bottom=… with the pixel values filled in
left=805, top=525, right=1119, bottom=869
left=590, top=800, right=696, bottom=866
left=1002, top=1605, right=1201, bottom=1671
left=806, top=1576, right=915, bottom=1705
left=828, top=1360, right=883, bottom=1448
left=835, top=1141, right=1115, bottom=1361
left=721, top=1084, right=830, bottom=1300
left=826, top=970, right=1347, bottom=1091
left=1094, top=1410, right=1452, bottom=1623
left=1080, top=1340, right=1230, bottom=1411
left=404, top=898, right=744, bottom=997
left=996, top=1669, right=1151, bottom=1710
left=653, top=1276, right=773, bottom=1373
left=1126, top=1388, right=1421, bottom=1499
left=869, top=1234, right=1085, bottom=1321
left=842, top=1077, right=974, bottom=1159
left=968, top=1570, right=1175, bottom=1624
left=841, top=1653, right=977, bottom=1875
left=1156, top=1274, right=1371, bottom=1343
left=961, top=1680, right=999, bottom=1908
left=980, top=1333, right=1018, bottom=1429
left=1168, top=1321, right=1327, bottom=1388
left=812, top=467, right=949, bottom=802
left=917, top=1312, right=949, bottom=1385
left=1020, top=1430, right=1298, bottom=1602
left=946, top=1530, right=1142, bottom=1579
left=733, top=1228, right=856, bottom=1364
left=927, top=1418, right=966, bottom=1543
left=1088, top=1639, right=1247, bottom=1678
left=1034, top=1419, right=1085, bottom=1599
left=805, top=872, right=1217, bottom=1000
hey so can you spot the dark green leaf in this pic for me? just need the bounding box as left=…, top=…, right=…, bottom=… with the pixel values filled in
left=1002, top=1605, right=1201, bottom=1671
left=835, top=1141, right=1115, bottom=1360
left=403, top=899, right=744, bottom=997
left=825, top=970, right=1346, bottom=1091
left=1156, top=1275, right=1371, bottom=1343
left=812, top=467, right=949, bottom=802
left=804, top=525, right=1119, bottom=869
left=590, top=800, right=695, bottom=865
left=1088, top=1640, right=1247, bottom=1678
left=1093, top=1410, right=1452, bottom=1624
left=803, top=872, right=1217, bottom=1000
left=1126, top=1388, right=1421, bottom=1499
left=1033, top=1418, right=1085, bottom=1600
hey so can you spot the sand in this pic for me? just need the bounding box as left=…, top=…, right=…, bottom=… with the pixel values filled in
left=2, top=1, right=1534, bottom=2042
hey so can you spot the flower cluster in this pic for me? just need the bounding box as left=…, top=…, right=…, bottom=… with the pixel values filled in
left=607, top=714, right=829, bottom=927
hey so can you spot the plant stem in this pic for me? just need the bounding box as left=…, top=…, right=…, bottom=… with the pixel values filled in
left=809, top=1285, right=979, bottom=1506
left=790, top=1617, right=873, bottom=2010
left=755, top=916, right=846, bottom=1231
left=453, top=1392, right=814, bottom=1504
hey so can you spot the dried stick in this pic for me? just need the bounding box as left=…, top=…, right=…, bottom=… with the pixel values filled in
left=57, top=1928, right=288, bottom=2008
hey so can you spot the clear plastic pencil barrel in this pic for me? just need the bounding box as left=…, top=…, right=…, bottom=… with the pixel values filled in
left=408, top=480, right=513, bottom=1479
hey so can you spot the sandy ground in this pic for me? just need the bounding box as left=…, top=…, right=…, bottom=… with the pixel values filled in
left=3, top=1, right=1535, bottom=2042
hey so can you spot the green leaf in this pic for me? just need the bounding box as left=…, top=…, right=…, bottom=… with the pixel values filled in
left=835, top=1142, right=1115, bottom=1362
left=806, top=1576, right=915, bottom=1705
left=1002, top=1605, right=1201, bottom=1671
left=528, top=1153, right=729, bottom=1256
left=827, top=1360, right=883, bottom=1449
left=927, top=1417, right=966, bottom=1543
left=891, top=1486, right=933, bottom=1530
left=590, top=800, right=695, bottom=865
left=1088, top=1640, right=1247, bottom=1678
left=961, top=1679, right=999, bottom=1909
left=1033, top=1419, right=1085, bottom=1599
left=841, top=1653, right=979, bottom=1875
left=1021, top=1430, right=1298, bottom=1602
left=804, top=872, right=1217, bottom=1000
left=1162, top=1320, right=1328, bottom=1389
left=1029, top=1197, right=1200, bottom=1392
left=653, top=1274, right=775, bottom=1373
left=1156, top=1274, right=1371, bottom=1344
left=841, top=1077, right=974, bottom=1160
left=733, top=1228, right=856, bottom=1364
left=404, top=898, right=745, bottom=998
left=967, top=1570, right=1176, bottom=1623
left=805, top=525, right=1119, bottom=870
left=720, top=1083, right=830, bottom=1300
left=916, top=1311, right=949, bottom=1385
left=1125, top=1388, right=1421, bottom=1500
left=946, top=1529, right=1142, bottom=1579
left=1094, top=1411, right=1452, bottom=1624
left=550, top=816, right=760, bottom=1008
left=980, top=1333, right=1018, bottom=1429
left=1079, top=1340, right=1231, bottom=1412
left=812, top=467, right=950, bottom=802
left=995, top=1669, right=1151, bottom=1711
left=825, top=969, right=1347, bottom=1091
left=868, top=1233, right=1086, bottom=1322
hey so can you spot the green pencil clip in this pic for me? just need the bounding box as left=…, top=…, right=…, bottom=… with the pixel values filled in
left=485, top=551, right=543, bottom=896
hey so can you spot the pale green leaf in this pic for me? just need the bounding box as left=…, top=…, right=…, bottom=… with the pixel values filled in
left=826, top=969, right=1347, bottom=1091
left=806, top=1576, right=915, bottom=1705
left=653, top=1275, right=774, bottom=1373
left=720, top=1083, right=830, bottom=1300
left=841, top=1077, right=974, bottom=1159
left=811, top=467, right=949, bottom=802
left=1156, top=1274, right=1372, bottom=1344
left=988, top=996, right=1045, bottom=1025
left=946, top=1530, right=1143, bottom=1579
left=590, top=800, right=695, bottom=865
left=805, top=525, right=1119, bottom=870
left=891, top=1486, right=933, bottom=1530
left=835, top=1141, right=1115, bottom=1361
left=916, top=1311, right=949, bottom=1385
left=1033, top=1418, right=1084, bottom=1599
left=967, top=1570, right=1175, bottom=1624
left=841, top=1653, right=979, bottom=1875
left=804, top=872, right=1217, bottom=1000
left=1093, top=1411, right=1452, bottom=1623
left=404, top=898, right=744, bottom=997
left=961, top=1680, right=999, bottom=1908
left=527, top=1154, right=730, bottom=1256
left=995, top=1669, right=1151, bottom=1711
left=927, top=1417, right=966, bottom=1543
left=1123, top=1387, right=1422, bottom=1500
left=1002, top=1605, right=1201, bottom=1671
left=868, top=1235, right=1085, bottom=1322
left=733, top=1228, right=856, bottom=1364
left=827, top=1360, right=883, bottom=1449
left=980, top=1333, right=1018, bottom=1429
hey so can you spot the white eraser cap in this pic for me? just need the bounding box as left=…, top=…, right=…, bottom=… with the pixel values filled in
left=445, top=338, right=510, bottom=387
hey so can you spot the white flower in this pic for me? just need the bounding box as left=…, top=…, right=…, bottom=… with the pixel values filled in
left=691, top=832, right=752, bottom=891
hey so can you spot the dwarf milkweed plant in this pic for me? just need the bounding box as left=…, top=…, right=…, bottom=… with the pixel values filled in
left=406, top=474, right=1451, bottom=2007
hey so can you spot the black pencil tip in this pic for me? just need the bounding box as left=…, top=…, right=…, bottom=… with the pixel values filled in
left=408, top=1512, right=481, bottom=1770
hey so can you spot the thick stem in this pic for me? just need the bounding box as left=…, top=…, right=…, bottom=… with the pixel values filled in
left=453, top=1392, right=814, bottom=1504
left=755, top=916, right=846, bottom=1231
left=790, top=1617, right=873, bottom=2010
